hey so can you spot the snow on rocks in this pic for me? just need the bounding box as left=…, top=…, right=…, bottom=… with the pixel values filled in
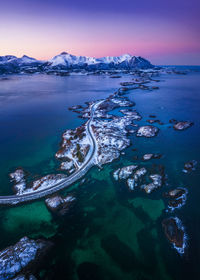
left=127, top=179, right=135, bottom=190
left=92, top=117, right=131, bottom=165
left=60, top=160, right=75, bottom=173
left=9, top=171, right=67, bottom=195
left=118, top=165, right=138, bottom=180
left=113, top=168, right=120, bottom=180
left=0, top=237, right=53, bottom=280
left=133, top=167, right=147, bottom=182
left=114, top=165, right=147, bottom=191
left=182, top=160, right=197, bottom=173
left=173, top=121, right=193, bottom=131
left=91, top=96, right=140, bottom=166
left=32, top=174, right=66, bottom=192
left=9, top=169, right=24, bottom=183
left=120, top=109, right=142, bottom=120
left=136, top=126, right=159, bottom=137
left=113, top=165, right=138, bottom=180
left=55, top=124, right=90, bottom=167
left=142, top=153, right=162, bottom=161
left=9, top=169, right=27, bottom=195
left=142, top=154, right=154, bottom=161
left=110, top=97, right=135, bottom=107
left=164, top=188, right=188, bottom=211
left=141, top=174, right=163, bottom=194
left=45, top=194, right=76, bottom=215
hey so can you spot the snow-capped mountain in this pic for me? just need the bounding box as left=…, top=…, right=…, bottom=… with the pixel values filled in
left=0, top=52, right=154, bottom=74
left=0, top=55, right=17, bottom=63
left=48, top=52, right=153, bottom=69
left=0, top=55, right=41, bottom=65
left=97, top=54, right=133, bottom=64
left=49, top=52, right=97, bottom=67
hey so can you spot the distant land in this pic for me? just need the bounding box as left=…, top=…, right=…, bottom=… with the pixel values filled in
left=0, top=52, right=154, bottom=74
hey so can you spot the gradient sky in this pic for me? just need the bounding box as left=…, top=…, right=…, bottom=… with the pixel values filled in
left=0, top=0, right=200, bottom=65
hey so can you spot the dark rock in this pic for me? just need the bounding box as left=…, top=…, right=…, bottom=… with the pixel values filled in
left=163, top=188, right=188, bottom=211
left=110, top=75, right=121, bottom=78
left=168, top=198, right=184, bottom=209
left=169, top=119, right=177, bottom=124
left=45, top=194, right=76, bottom=216
left=173, top=121, right=193, bottom=131
left=183, top=160, right=197, bottom=173
left=146, top=119, right=163, bottom=125
left=162, top=217, right=186, bottom=253
left=120, top=82, right=136, bottom=86
left=164, top=188, right=187, bottom=199
left=146, top=119, right=157, bottom=124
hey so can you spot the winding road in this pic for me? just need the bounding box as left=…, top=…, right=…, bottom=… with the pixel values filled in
left=0, top=100, right=102, bottom=205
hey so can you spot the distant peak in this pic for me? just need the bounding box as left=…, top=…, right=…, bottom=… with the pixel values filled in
left=60, top=52, right=69, bottom=55
left=22, top=55, right=30, bottom=58
left=120, top=54, right=133, bottom=58
left=122, top=53, right=132, bottom=56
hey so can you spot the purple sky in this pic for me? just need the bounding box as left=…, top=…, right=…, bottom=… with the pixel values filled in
left=0, top=0, right=200, bottom=64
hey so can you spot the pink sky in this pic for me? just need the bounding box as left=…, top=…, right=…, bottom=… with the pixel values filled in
left=0, top=1, right=200, bottom=65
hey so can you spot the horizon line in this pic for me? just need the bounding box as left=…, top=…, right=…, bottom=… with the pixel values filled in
left=1, top=51, right=200, bottom=66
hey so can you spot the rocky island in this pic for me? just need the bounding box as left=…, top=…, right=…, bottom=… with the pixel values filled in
left=0, top=237, right=53, bottom=280
left=162, top=217, right=187, bottom=255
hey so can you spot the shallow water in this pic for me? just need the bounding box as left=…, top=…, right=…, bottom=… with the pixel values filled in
left=0, top=71, right=200, bottom=279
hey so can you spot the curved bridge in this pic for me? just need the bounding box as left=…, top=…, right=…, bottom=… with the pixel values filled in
left=0, top=100, right=102, bottom=205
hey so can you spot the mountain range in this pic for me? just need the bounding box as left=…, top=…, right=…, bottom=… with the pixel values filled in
left=0, top=52, right=154, bottom=74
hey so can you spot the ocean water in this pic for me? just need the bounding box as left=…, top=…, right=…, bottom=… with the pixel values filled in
left=0, top=70, right=200, bottom=279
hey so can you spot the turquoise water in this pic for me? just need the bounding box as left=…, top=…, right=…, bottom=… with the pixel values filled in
left=0, top=71, right=200, bottom=279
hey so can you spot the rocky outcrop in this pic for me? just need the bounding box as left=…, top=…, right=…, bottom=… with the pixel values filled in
left=164, top=188, right=188, bottom=211
left=142, top=153, right=154, bottom=161
left=113, top=165, right=138, bottom=180
left=9, top=169, right=26, bottom=195
left=0, top=237, right=53, bottom=280
left=136, top=126, right=159, bottom=137
left=55, top=123, right=90, bottom=167
left=142, top=153, right=162, bottom=161
left=91, top=97, right=137, bottom=166
left=45, top=194, right=76, bottom=215
left=120, top=109, right=142, bottom=120
left=162, top=217, right=187, bottom=254
left=141, top=174, right=163, bottom=194
left=173, top=121, right=193, bottom=131
left=127, top=178, right=135, bottom=190
left=182, top=160, right=197, bottom=173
